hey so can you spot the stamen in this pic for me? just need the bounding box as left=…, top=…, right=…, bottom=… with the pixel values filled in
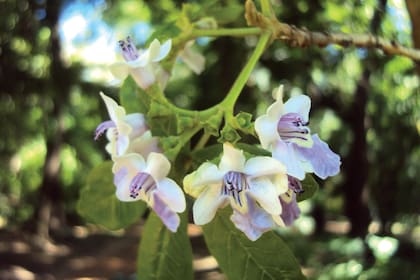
left=94, top=120, right=116, bottom=140
left=277, top=113, right=311, bottom=142
left=118, top=36, right=140, bottom=61
left=129, top=172, right=156, bottom=199
left=222, top=171, right=249, bottom=207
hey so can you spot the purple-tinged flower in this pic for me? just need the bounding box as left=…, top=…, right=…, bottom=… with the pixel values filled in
left=113, top=152, right=185, bottom=232
left=255, top=85, right=341, bottom=180
left=95, top=92, right=157, bottom=158
left=110, top=37, right=172, bottom=89
left=183, top=143, right=288, bottom=240
left=279, top=176, right=303, bottom=226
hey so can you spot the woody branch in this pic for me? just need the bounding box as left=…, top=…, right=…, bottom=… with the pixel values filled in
left=246, top=0, right=420, bottom=62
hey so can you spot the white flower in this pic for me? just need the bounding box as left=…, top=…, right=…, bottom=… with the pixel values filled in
left=110, top=37, right=172, bottom=90
left=184, top=143, right=288, bottom=240
left=178, top=40, right=205, bottom=74
left=95, top=92, right=158, bottom=158
left=113, top=152, right=186, bottom=232
left=255, top=85, right=341, bottom=180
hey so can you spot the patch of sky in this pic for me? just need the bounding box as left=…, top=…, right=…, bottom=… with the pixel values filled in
left=58, top=0, right=155, bottom=83
left=386, top=0, right=411, bottom=44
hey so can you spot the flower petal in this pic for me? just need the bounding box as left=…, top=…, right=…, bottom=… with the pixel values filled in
left=266, top=85, right=285, bottom=119
left=183, top=162, right=224, bottom=198
left=193, top=185, right=227, bottom=225
left=146, top=39, right=162, bottom=62
left=272, top=140, right=306, bottom=180
left=156, top=178, right=186, bottom=213
left=151, top=192, right=180, bottom=232
left=153, top=39, right=172, bottom=62
left=219, top=143, right=246, bottom=172
left=112, top=153, right=147, bottom=175
left=129, top=66, right=156, bottom=90
left=284, top=95, right=311, bottom=123
left=114, top=167, right=139, bottom=202
left=124, top=113, right=148, bottom=138
left=100, top=92, right=126, bottom=122
left=244, top=156, right=286, bottom=178
left=230, top=199, right=275, bottom=241
left=109, top=62, right=130, bottom=80
left=179, top=42, right=205, bottom=74
left=279, top=191, right=301, bottom=226
left=129, top=131, right=161, bottom=158
left=145, top=152, right=171, bottom=181
left=115, top=131, right=130, bottom=156
left=254, top=114, right=280, bottom=150
left=126, top=55, right=149, bottom=68
left=247, top=177, right=282, bottom=215
left=295, top=134, right=341, bottom=179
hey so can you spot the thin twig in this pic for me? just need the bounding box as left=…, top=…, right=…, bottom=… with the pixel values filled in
left=245, top=0, right=420, bottom=62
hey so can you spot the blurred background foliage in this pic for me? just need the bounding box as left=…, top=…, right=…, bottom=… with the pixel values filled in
left=0, top=0, right=419, bottom=279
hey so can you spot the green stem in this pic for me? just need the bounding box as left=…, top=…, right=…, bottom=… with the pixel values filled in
left=220, top=32, right=271, bottom=116
left=191, top=27, right=262, bottom=38
left=260, top=0, right=272, bottom=16
left=193, top=131, right=212, bottom=151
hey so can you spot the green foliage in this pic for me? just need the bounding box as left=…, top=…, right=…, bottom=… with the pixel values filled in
left=297, top=175, right=319, bottom=202
left=119, top=77, right=149, bottom=114
left=137, top=212, right=193, bottom=280
left=203, top=208, right=306, bottom=280
left=77, top=161, right=147, bottom=230
left=218, top=124, right=241, bottom=143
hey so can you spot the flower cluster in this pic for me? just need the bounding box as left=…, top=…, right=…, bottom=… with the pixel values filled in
left=94, top=37, right=208, bottom=232
left=110, top=37, right=205, bottom=89
left=184, top=86, right=341, bottom=239
left=94, top=36, right=341, bottom=239
left=95, top=92, right=185, bottom=232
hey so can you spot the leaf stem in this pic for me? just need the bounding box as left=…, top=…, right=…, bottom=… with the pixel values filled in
left=220, top=32, right=271, bottom=116
left=193, top=131, right=212, bottom=151
left=191, top=27, right=262, bottom=38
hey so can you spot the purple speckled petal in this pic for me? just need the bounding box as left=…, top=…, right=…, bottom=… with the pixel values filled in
left=295, top=134, right=341, bottom=179
left=279, top=192, right=300, bottom=226
left=288, top=176, right=304, bottom=193
left=151, top=192, right=180, bottom=232
left=230, top=197, right=275, bottom=241
left=94, top=120, right=116, bottom=140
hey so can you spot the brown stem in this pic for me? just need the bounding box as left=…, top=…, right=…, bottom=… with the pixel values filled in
left=245, top=0, right=420, bottom=62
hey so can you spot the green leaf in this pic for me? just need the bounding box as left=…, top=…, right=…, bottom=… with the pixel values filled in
left=77, top=161, right=147, bottom=230
left=190, top=143, right=223, bottom=168
left=203, top=208, right=305, bottom=280
left=206, top=3, right=244, bottom=24
left=159, top=136, right=183, bottom=161
left=297, top=175, right=319, bottom=202
left=120, top=76, right=151, bottom=114
left=137, top=212, right=193, bottom=280
left=148, top=101, right=173, bottom=117
left=236, top=143, right=271, bottom=157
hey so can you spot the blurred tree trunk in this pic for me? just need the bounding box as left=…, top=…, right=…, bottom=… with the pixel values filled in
left=342, top=70, right=371, bottom=238
left=406, top=0, right=420, bottom=76
left=342, top=0, right=386, bottom=239
left=29, top=0, right=69, bottom=244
